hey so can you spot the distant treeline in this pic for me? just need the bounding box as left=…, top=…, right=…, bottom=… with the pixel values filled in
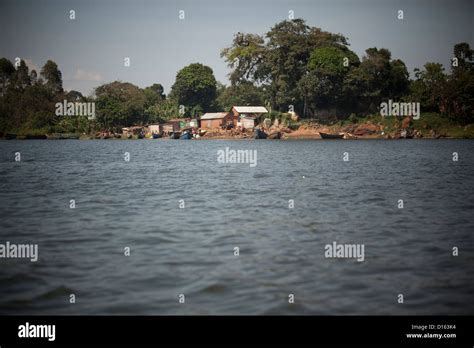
left=0, top=19, right=472, bottom=134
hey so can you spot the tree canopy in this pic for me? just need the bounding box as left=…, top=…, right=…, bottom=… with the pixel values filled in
left=0, top=19, right=472, bottom=134
left=40, top=60, right=63, bottom=94
left=169, top=63, right=217, bottom=116
left=221, top=19, right=413, bottom=118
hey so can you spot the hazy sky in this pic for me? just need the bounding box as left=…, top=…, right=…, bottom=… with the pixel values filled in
left=0, top=0, right=472, bottom=95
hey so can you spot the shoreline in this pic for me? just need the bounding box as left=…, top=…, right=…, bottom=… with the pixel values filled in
left=3, top=117, right=474, bottom=140
left=1, top=135, right=471, bottom=141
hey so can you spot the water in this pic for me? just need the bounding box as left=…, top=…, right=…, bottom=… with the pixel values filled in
left=0, top=139, right=473, bottom=315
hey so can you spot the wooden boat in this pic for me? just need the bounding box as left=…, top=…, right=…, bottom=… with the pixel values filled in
left=168, top=132, right=179, bottom=139
left=399, top=130, right=413, bottom=139
left=180, top=131, right=192, bottom=140
left=319, top=132, right=344, bottom=139
left=254, top=128, right=267, bottom=139
left=268, top=131, right=282, bottom=139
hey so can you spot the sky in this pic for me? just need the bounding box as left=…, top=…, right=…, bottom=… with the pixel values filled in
left=0, top=0, right=472, bottom=96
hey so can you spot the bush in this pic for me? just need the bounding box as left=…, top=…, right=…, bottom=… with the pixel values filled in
left=348, top=113, right=358, bottom=124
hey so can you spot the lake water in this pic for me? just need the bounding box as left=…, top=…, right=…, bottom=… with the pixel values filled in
left=0, top=139, right=473, bottom=315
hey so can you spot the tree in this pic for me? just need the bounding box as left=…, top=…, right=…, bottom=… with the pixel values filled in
left=346, top=47, right=409, bottom=112
left=14, top=60, right=31, bottom=89
left=453, top=43, right=473, bottom=72
left=0, top=58, right=60, bottom=133
left=145, top=99, right=179, bottom=123
left=444, top=72, right=474, bottom=123
left=65, top=90, right=85, bottom=101
left=30, top=70, right=38, bottom=85
left=300, top=46, right=359, bottom=115
left=216, top=82, right=266, bottom=110
left=0, top=58, right=15, bottom=95
left=40, top=60, right=63, bottom=94
left=169, top=63, right=217, bottom=116
left=446, top=43, right=474, bottom=123
left=144, top=83, right=165, bottom=108
left=408, top=43, right=473, bottom=123
left=222, top=19, right=357, bottom=115
left=95, top=81, right=146, bottom=128
left=387, top=59, right=410, bottom=99
left=220, top=33, right=266, bottom=85
left=410, top=63, right=447, bottom=112
left=359, top=48, right=392, bottom=99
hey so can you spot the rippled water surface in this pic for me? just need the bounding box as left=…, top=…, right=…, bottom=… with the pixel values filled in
left=0, top=139, right=473, bottom=315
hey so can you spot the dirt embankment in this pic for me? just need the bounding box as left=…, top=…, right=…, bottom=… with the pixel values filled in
left=199, top=116, right=455, bottom=140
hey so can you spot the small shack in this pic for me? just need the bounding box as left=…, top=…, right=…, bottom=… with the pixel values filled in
left=231, top=106, right=269, bottom=130
left=148, top=124, right=161, bottom=135
left=187, top=119, right=199, bottom=128
left=168, top=118, right=187, bottom=129
left=124, top=126, right=145, bottom=135
left=162, top=121, right=180, bottom=134
left=200, top=112, right=231, bottom=129
left=160, top=118, right=187, bottom=134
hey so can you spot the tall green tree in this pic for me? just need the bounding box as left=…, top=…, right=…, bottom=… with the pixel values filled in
left=410, top=62, right=447, bottom=112
left=40, top=60, right=63, bottom=94
left=220, top=33, right=266, bottom=85
left=446, top=43, right=474, bottom=122
left=263, top=19, right=349, bottom=111
left=14, top=60, right=31, bottom=89
left=344, top=47, right=409, bottom=112
left=216, top=82, right=266, bottom=110
left=169, top=63, right=217, bottom=116
left=453, top=43, right=473, bottom=72
left=0, top=58, right=15, bottom=96
left=145, top=99, right=179, bottom=123
left=299, top=46, right=359, bottom=115
left=95, top=81, right=146, bottom=128
left=144, top=83, right=165, bottom=108
left=222, top=19, right=361, bottom=115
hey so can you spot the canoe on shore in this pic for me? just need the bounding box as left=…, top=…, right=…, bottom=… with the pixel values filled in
left=169, top=132, right=180, bottom=139
left=319, top=132, right=344, bottom=139
left=254, top=129, right=268, bottom=139
left=180, top=131, right=192, bottom=140
left=268, top=131, right=282, bottom=139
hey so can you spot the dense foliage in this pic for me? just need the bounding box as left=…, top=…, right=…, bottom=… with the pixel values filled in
left=0, top=19, right=472, bottom=134
left=169, top=63, right=218, bottom=116
left=221, top=19, right=473, bottom=122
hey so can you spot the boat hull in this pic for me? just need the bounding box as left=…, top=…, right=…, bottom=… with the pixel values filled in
left=179, top=132, right=192, bottom=140
left=319, top=132, right=344, bottom=139
left=254, top=129, right=268, bottom=139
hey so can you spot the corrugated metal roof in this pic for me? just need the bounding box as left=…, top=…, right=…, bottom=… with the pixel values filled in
left=201, top=112, right=228, bottom=120
left=233, top=106, right=268, bottom=114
